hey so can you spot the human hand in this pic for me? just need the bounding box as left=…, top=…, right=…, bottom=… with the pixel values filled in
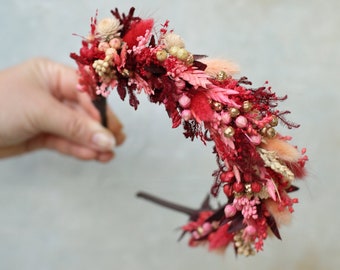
left=0, top=58, right=125, bottom=162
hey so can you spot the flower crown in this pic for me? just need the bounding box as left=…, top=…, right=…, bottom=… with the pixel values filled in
left=71, top=7, right=308, bottom=257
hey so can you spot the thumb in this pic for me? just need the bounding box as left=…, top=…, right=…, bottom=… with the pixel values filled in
left=38, top=98, right=116, bottom=151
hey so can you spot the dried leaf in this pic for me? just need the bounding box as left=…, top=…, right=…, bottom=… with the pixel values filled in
left=266, top=179, right=278, bottom=201
left=117, top=82, right=127, bottom=101
left=180, top=69, right=211, bottom=89
left=266, top=215, right=282, bottom=240
left=286, top=185, right=299, bottom=193
left=144, top=64, right=167, bottom=76
left=227, top=213, right=246, bottom=233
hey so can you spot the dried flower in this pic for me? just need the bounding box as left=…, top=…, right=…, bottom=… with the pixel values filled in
left=163, top=32, right=185, bottom=50
left=96, top=17, right=123, bottom=41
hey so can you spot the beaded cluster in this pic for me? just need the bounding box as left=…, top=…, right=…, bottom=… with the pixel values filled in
left=71, top=7, right=308, bottom=256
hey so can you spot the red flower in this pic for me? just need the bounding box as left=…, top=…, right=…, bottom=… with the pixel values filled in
left=207, top=223, right=234, bottom=251
left=123, top=19, right=154, bottom=48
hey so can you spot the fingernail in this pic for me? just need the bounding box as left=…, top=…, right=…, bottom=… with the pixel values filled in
left=92, top=132, right=116, bottom=150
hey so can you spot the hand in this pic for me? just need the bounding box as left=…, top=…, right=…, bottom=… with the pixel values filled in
left=0, top=58, right=125, bottom=162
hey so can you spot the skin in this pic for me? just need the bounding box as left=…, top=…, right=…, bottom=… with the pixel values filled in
left=0, top=58, right=125, bottom=162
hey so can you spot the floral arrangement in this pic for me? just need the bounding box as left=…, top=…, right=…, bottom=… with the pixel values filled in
left=70, top=7, right=308, bottom=257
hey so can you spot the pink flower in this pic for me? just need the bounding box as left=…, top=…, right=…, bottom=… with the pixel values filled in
left=233, top=196, right=260, bottom=220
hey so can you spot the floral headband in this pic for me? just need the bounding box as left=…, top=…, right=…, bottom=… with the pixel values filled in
left=71, top=7, right=308, bottom=257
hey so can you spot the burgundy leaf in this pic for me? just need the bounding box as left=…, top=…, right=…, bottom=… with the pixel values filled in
left=144, top=64, right=167, bottom=76
left=127, top=87, right=140, bottom=109
left=193, top=60, right=207, bottom=71
left=193, top=54, right=208, bottom=60
left=117, top=82, right=127, bottom=101
left=171, top=111, right=182, bottom=128
left=227, top=213, right=246, bottom=233
left=266, top=215, right=282, bottom=240
left=149, top=34, right=156, bottom=47
left=286, top=185, right=299, bottom=193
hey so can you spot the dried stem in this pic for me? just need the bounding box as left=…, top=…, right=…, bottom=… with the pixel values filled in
left=93, top=95, right=107, bottom=127
left=136, top=191, right=197, bottom=217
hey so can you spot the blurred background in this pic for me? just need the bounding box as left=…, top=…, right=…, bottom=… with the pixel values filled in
left=0, top=0, right=339, bottom=269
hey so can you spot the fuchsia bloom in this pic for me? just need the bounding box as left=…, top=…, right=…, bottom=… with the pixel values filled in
left=71, top=7, right=308, bottom=257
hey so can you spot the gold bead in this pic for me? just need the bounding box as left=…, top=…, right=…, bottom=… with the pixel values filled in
left=266, top=127, right=277, bottom=138
left=245, top=183, right=252, bottom=194
left=186, top=54, right=194, bottom=65
left=229, top=108, right=240, bottom=118
left=176, top=48, right=189, bottom=61
left=224, top=126, right=235, bottom=138
left=121, top=69, right=130, bottom=77
left=216, top=70, right=227, bottom=81
left=211, top=221, right=219, bottom=230
left=242, top=101, right=253, bottom=112
left=211, top=101, right=223, bottom=112
left=197, top=226, right=204, bottom=236
left=168, top=46, right=180, bottom=56
left=260, top=127, right=267, bottom=136
left=270, top=116, right=279, bottom=127
left=156, top=49, right=168, bottom=61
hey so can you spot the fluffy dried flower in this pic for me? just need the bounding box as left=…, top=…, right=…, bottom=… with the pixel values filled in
left=163, top=32, right=185, bottom=50
left=200, top=58, right=239, bottom=77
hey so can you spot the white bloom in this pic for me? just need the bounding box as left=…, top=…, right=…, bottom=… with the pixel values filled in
left=163, top=32, right=185, bottom=50
left=96, top=17, right=123, bottom=41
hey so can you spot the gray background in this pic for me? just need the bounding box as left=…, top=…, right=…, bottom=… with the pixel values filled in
left=0, top=0, right=339, bottom=269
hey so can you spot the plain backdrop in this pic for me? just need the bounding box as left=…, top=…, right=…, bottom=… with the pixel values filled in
left=0, top=0, right=339, bottom=269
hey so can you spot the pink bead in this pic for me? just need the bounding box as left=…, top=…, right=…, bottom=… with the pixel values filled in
left=192, top=231, right=200, bottom=239
left=178, top=95, right=191, bottom=108
left=109, top=38, right=122, bottom=49
left=244, top=225, right=256, bottom=236
left=250, top=135, right=262, bottom=145
left=202, top=222, right=212, bottom=234
left=224, top=205, right=237, bottom=218
left=235, top=115, right=248, bottom=128
left=221, top=112, right=231, bottom=124
left=98, top=42, right=110, bottom=51
left=181, top=110, right=192, bottom=121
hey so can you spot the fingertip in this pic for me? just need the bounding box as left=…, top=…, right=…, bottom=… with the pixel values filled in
left=115, top=130, right=126, bottom=146
left=96, top=151, right=115, bottom=162
left=91, top=131, right=116, bottom=151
